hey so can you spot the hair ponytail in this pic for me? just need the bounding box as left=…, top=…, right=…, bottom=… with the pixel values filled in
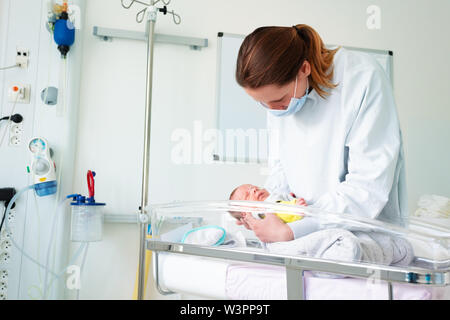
left=293, top=24, right=338, bottom=98
left=236, top=24, right=339, bottom=99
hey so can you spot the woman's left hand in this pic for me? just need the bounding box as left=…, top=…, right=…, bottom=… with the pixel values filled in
left=242, top=212, right=294, bottom=243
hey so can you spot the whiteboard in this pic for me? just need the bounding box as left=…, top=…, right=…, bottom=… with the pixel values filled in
left=214, top=32, right=393, bottom=163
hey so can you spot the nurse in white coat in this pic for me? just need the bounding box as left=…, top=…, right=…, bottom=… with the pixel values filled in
left=235, top=24, right=407, bottom=243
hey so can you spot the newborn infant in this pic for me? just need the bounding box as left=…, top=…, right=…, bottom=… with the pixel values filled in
left=229, top=184, right=306, bottom=223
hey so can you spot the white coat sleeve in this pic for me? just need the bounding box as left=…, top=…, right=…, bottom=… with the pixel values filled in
left=309, top=65, right=401, bottom=220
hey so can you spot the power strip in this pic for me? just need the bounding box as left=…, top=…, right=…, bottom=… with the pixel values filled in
left=0, top=204, right=14, bottom=300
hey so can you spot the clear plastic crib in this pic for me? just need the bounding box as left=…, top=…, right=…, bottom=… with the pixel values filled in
left=142, top=201, right=450, bottom=300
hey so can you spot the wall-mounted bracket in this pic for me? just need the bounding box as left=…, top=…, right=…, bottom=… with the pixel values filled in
left=93, top=26, right=208, bottom=50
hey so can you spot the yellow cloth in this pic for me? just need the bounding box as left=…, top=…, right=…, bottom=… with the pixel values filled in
left=275, top=199, right=304, bottom=223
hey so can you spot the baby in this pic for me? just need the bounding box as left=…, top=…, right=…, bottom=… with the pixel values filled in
left=229, top=184, right=306, bottom=223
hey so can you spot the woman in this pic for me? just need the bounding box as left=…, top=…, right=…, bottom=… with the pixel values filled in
left=235, top=24, right=407, bottom=243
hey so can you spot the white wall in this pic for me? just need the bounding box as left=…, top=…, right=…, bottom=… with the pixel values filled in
left=73, top=0, right=450, bottom=299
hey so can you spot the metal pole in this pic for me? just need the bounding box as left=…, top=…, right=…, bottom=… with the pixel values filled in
left=137, top=3, right=157, bottom=300
left=285, top=266, right=305, bottom=300
left=387, top=281, right=393, bottom=300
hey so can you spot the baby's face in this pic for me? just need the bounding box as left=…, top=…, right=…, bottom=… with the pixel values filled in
left=233, top=184, right=270, bottom=201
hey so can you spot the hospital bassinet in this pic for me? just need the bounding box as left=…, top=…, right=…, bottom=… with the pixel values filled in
left=143, top=201, right=450, bottom=300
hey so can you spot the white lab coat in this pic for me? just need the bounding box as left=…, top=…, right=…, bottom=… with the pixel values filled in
left=264, top=47, right=407, bottom=238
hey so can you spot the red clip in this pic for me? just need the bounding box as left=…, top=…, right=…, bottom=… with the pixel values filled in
left=87, top=170, right=95, bottom=198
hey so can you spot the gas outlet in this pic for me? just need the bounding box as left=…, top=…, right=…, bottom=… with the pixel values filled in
left=8, top=84, right=31, bottom=104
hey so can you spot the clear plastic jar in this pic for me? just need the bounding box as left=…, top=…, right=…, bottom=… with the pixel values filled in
left=71, top=205, right=104, bottom=242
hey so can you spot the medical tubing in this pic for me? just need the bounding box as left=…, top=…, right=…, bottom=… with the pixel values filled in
left=47, top=148, right=67, bottom=298
left=42, top=157, right=65, bottom=298
left=43, top=242, right=87, bottom=299
left=56, top=58, right=67, bottom=117
left=30, top=189, right=44, bottom=299
left=3, top=186, right=87, bottom=282
left=3, top=185, right=58, bottom=277
left=42, top=198, right=67, bottom=299
left=27, top=134, right=64, bottom=298
left=76, top=243, right=89, bottom=300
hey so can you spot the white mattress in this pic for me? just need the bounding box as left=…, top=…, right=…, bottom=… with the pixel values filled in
left=158, top=253, right=230, bottom=299
left=158, top=251, right=450, bottom=300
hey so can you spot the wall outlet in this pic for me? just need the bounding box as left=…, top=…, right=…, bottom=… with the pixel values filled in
left=10, top=124, right=23, bottom=135
left=9, top=135, right=21, bottom=147
left=0, top=230, right=11, bottom=241
left=0, top=281, right=7, bottom=293
left=0, top=252, right=10, bottom=264
left=0, top=269, right=8, bottom=282
left=16, top=47, right=29, bottom=68
left=6, top=210, right=15, bottom=223
left=0, top=280, right=7, bottom=301
left=9, top=123, right=23, bottom=147
left=0, top=240, right=11, bottom=252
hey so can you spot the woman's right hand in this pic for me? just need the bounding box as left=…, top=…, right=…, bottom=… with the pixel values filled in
left=241, top=212, right=294, bottom=242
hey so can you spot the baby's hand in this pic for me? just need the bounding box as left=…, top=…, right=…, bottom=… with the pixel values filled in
left=235, top=213, right=252, bottom=230
left=295, top=198, right=307, bottom=206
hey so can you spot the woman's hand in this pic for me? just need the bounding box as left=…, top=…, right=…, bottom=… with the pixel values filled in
left=241, top=212, right=294, bottom=243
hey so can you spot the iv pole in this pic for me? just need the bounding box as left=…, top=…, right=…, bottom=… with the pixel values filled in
left=137, top=3, right=157, bottom=301
left=121, top=0, right=182, bottom=300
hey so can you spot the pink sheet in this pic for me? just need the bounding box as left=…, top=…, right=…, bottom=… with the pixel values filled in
left=225, top=263, right=448, bottom=300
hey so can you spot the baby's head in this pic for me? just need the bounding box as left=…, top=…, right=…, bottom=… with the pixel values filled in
left=229, top=184, right=270, bottom=202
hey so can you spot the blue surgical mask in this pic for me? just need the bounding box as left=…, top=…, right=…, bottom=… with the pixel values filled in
left=260, top=77, right=309, bottom=117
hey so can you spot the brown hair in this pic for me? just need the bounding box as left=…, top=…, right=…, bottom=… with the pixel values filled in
left=236, top=24, right=339, bottom=99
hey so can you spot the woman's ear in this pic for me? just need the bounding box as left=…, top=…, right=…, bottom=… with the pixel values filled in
left=298, top=60, right=311, bottom=79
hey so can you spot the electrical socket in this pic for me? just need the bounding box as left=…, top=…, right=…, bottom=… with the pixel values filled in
left=6, top=210, right=15, bottom=223
left=0, top=253, right=10, bottom=264
left=0, top=240, right=11, bottom=252
left=10, top=124, right=23, bottom=135
left=0, top=281, right=7, bottom=293
left=0, top=230, right=11, bottom=241
left=16, top=47, right=29, bottom=68
left=9, top=136, right=21, bottom=147
left=0, top=269, right=8, bottom=281
left=9, top=123, right=23, bottom=147
left=0, top=280, right=7, bottom=300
